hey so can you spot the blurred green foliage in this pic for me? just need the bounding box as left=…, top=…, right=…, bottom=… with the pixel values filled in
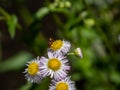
left=0, top=0, right=120, bottom=90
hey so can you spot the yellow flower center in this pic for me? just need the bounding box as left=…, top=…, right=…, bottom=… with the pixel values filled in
left=28, top=62, right=39, bottom=75
left=48, top=58, right=61, bottom=71
left=56, top=82, right=68, bottom=90
left=50, top=40, right=63, bottom=50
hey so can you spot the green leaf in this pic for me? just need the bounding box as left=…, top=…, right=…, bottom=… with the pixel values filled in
left=0, top=51, right=32, bottom=72
left=19, top=6, right=33, bottom=26
left=35, top=7, right=49, bottom=19
left=72, top=73, right=81, bottom=81
left=7, top=15, right=18, bottom=38
left=110, top=71, right=120, bottom=84
left=33, top=77, right=50, bottom=90
left=19, top=82, right=32, bottom=90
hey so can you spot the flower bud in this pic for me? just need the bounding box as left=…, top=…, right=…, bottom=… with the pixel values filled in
left=74, top=47, right=83, bottom=58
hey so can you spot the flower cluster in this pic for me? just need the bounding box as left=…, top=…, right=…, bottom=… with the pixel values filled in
left=49, top=0, right=71, bottom=10
left=24, top=39, right=83, bottom=90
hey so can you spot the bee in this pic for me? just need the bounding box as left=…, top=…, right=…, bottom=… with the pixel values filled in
left=48, top=38, right=54, bottom=47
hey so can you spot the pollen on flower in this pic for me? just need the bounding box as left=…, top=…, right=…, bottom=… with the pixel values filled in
left=50, top=40, right=63, bottom=50
left=48, top=58, right=61, bottom=71
left=28, top=62, right=39, bottom=75
left=56, top=82, right=68, bottom=90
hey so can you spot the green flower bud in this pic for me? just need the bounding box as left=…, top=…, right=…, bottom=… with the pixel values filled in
left=74, top=47, right=83, bottom=58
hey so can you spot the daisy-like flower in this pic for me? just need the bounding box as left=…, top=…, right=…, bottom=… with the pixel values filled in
left=49, top=76, right=76, bottom=90
left=74, top=47, right=83, bottom=58
left=40, top=51, right=70, bottom=80
left=48, top=39, right=71, bottom=55
left=24, top=57, right=42, bottom=83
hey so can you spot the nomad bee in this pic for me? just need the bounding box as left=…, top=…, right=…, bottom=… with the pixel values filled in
left=48, top=38, right=54, bottom=47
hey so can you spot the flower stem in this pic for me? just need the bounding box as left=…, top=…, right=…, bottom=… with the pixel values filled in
left=67, top=53, right=75, bottom=55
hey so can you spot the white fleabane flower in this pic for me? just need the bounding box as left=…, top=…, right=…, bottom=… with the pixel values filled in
left=49, top=76, right=76, bottom=90
left=74, top=47, right=83, bottom=58
left=49, top=39, right=71, bottom=55
left=24, top=57, right=43, bottom=83
left=40, top=51, right=70, bottom=80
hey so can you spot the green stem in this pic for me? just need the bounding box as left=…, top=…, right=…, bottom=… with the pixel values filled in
left=0, top=16, right=6, bottom=20
left=96, top=25, right=115, bottom=55
left=53, top=14, right=63, bottom=28
left=67, top=52, right=75, bottom=55
left=0, top=7, right=10, bottom=19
